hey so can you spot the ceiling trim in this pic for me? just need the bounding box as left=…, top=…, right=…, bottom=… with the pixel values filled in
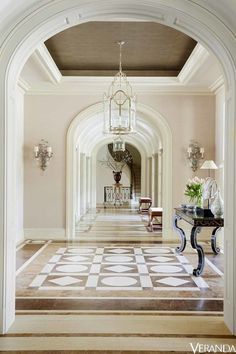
left=178, top=43, right=209, bottom=83
left=17, top=77, right=31, bottom=93
left=32, top=44, right=62, bottom=84
left=209, top=75, right=224, bottom=93
left=19, top=42, right=219, bottom=95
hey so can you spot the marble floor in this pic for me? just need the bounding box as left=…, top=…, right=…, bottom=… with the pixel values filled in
left=3, top=207, right=232, bottom=352
left=16, top=208, right=223, bottom=314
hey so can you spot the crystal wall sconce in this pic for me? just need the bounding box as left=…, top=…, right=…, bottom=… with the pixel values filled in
left=187, top=140, right=204, bottom=172
left=34, top=139, right=53, bottom=171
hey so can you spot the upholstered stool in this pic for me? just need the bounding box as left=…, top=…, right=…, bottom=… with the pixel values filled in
left=139, top=197, right=152, bottom=213
left=148, top=207, right=163, bottom=231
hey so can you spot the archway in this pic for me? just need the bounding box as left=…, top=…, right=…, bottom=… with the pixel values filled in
left=0, top=0, right=235, bottom=335
left=66, top=102, right=172, bottom=239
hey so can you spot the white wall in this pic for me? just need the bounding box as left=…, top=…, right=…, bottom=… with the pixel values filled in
left=24, top=93, right=215, bottom=234
left=15, top=87, right=24, bottom=245
left=215, top=85, right=225, bottom=194
left=214, top=85, right=225, bottom=247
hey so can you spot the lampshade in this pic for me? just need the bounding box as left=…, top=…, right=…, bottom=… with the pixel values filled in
left=200, top=160, right=218, bottom=170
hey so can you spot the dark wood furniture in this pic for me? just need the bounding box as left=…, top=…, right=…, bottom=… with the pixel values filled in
left=173, top=208, right=224, bottom=276
left=138, top=197, right=152, bottom=213
left=148, top=207, right=163, bottom=231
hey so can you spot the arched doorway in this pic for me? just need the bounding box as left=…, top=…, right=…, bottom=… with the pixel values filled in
left=0, top=1, right=235, bottom=334
left=66, top=102, right=172, bottom=239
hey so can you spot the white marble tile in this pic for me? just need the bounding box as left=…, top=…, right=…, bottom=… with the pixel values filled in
left=140, top=275, right=153, bottom=287
left=176, top=255, right=189, bottom=264
left=182, top=264, right=194, bottom=274
left=205, top=258, right=224, bottom=276
left=104, top=265, right=133, bottom=273
left=41, top=263, right=55, bottom=274
left=67, top=248, right=94, bottom=254
left=95, top=248, right=104, bottom=255
left=56, top=248, right=67, bottom=254
left=64, top=255, right=90, bottom=262
left=86, top=275, right=99, bottom=287
left=156, top=277, right=190, bottom=287
left=148, top=256, right=174, bottom=263
left=29, top=274, right=47, bottom=287
left=150, top=265, right=183, bottom=273
left=143, top=248, right=171, bottom=254
left=134, top=248, right=142, bottom=255
left=49, top=255, right=62, bottom=263
left=154, top=287, right=199, bottom=291
left=191, top=276, right=209, bottom=288
left=135, top=255, right=145, bottom=263
left=107, top=248, right=130, bottom=254
left=90, top=264, right=101, bottom=274
left=93, top=255, right=103, bottom=263
left=48, top=276, right=82, bottom=286
left=137, top=264, right=149, bottom=274
left=104, top=255, right=133, bottom=263
left=56, top=265, right=88, bottom=273
left=101, top=276, right=137, bottom=287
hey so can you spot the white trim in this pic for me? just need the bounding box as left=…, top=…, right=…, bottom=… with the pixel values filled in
left=209, top=75, right=224, bottom=93
left=24, top=229, right=66, bottom=240
left=17, top=78, right=30, bottom=93
left=15, top=241, right=50, bottom=276
left=178, top=43, right=209, bottom=83
left=32, top=44, right=62, bottom=84
left=0, top=0, right=235, bottom=336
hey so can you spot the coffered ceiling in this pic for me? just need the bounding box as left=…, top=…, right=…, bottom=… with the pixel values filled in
left=45, top=21, right=197, bottom=77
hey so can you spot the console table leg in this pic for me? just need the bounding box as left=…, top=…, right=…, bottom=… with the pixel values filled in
left=173, top=215, right=186, bottom=253
left=190, top=226, right=204, bottom=276
left=211, top=227, right=221, bottom=254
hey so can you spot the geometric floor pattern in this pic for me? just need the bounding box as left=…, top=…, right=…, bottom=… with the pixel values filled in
left=29, top=246, right=209, bottom=291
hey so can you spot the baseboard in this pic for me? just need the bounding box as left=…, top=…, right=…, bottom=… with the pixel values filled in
left=24, top=228, right=66, bottom=240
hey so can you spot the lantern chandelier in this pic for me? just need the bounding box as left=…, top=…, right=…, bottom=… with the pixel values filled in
left=104, top=41, right=136, bottom=136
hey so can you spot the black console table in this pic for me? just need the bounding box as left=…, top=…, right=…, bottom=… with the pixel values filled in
left=173, top=208, right=224, bottom=276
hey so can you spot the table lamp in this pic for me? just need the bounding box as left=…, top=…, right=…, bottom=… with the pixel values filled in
left=200, top=160, right=218, bottom=177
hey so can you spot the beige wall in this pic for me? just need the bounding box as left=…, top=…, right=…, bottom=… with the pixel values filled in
left=24, top=93, right=215, bottom=231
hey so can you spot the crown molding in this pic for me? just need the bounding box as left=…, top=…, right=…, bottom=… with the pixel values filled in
left=17, top=77, right=31, bottom=93
left=32, top=44, right=62, bottom=84
left=209, top=75, right=224, bottom=93
left=178, top=43, right=209, bottom=84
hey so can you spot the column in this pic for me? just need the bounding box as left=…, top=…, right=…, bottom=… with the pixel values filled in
left=147, top=157, right=152, bottom=197
left=86, top=156, right=91, bottom=210
left=152, top=153, right=159, bottom=206
left=158, top=149, right=163, bottom=207
left=75, top=148, right=80, bottom=222
left=80, top=152, right=86, bottom=216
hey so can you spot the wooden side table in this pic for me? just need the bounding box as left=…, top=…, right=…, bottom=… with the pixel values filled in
left=148, top=207, right=163, bottom=231
left=138, top=197, right=152, bottom=213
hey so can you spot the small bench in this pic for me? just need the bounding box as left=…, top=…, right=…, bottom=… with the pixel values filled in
left=139, top=197, right=152, bottom=213
left=148, top=207, right=163, bottom=231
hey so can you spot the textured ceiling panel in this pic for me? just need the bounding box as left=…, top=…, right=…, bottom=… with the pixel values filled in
left=45, top=21, right=197, bottom=77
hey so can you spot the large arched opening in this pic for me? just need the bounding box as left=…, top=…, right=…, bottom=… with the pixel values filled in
left=66, top=102, right=172, bottom=240
left=0, top=0, right=235, bottom=335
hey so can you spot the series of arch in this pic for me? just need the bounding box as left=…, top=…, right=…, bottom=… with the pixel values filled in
left=66, top=102, right=172, bottom=239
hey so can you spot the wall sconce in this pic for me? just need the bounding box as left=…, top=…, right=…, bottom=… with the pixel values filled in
left=34, top=139, right=53, bottom=171
left=187, top=140, right=204, bottom=172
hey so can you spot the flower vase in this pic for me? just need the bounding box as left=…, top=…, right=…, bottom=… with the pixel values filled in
left=210, top=190, right=224, bottom=217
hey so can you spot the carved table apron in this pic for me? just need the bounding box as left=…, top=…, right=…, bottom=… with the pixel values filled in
left=173, top=208, right=224, bottom=276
